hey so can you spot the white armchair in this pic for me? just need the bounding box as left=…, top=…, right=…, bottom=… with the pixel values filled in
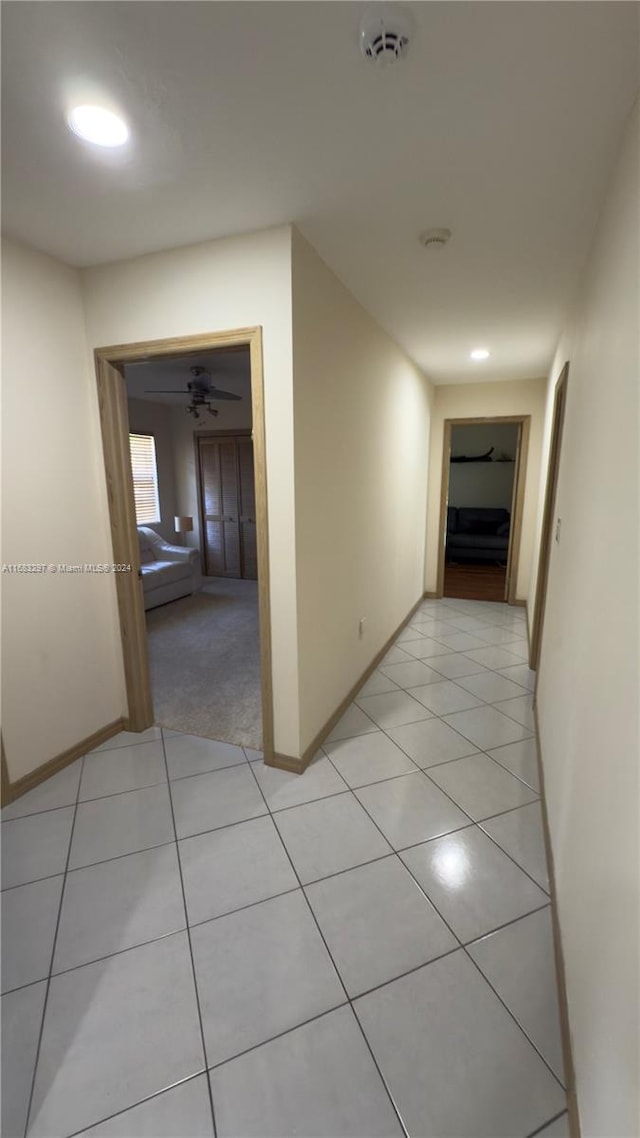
left=137, top=526, right=200, bottom=610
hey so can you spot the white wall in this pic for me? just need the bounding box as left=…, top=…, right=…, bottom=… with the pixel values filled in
left=534, top=102, right=639, bottom=1138
left=292, top=230, right=434, bottom=753
left=1, top=238, right=126, bottom=781
left=424, top=378, right=547, bottom=599
left=81, top=226, right=300, bottom=757
left=127, top=398, right=177, bottom=543
left=451, top=422, right=519, bottom=461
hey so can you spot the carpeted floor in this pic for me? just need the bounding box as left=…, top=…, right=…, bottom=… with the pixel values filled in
left=145, top=577, right=262, bottom=749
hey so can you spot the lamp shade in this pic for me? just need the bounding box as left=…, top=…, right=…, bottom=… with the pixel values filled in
left=174, top=515, right=194, bottom=534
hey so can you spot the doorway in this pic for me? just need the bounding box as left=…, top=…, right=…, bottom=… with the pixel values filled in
left=94, top=327, right=274, bottom=761
left=126, top=351, right=263, bottom=748
left=436, top=416, right=530, bottom=604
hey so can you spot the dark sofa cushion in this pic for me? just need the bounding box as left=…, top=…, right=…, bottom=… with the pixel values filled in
left=457, top=507, right=510, bottom=534
left=496, top=520, right=510, bottom=537
left=447, top=506, right=458, bottom=533
left=450, top=533, right=510, bottom=551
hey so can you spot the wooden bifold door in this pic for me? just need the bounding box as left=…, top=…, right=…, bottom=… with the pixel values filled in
left=197, top=433, right=257, bottom=580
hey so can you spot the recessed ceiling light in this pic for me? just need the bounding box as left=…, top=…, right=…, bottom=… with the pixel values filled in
left=470, top=348, right=490, bottom=361
left=68, top=105, right=129, bottom=148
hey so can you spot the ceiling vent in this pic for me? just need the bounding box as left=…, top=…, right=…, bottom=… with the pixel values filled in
left=359, top=7, right=413, bottom=65
left=419, top=228, right=452, bottom=249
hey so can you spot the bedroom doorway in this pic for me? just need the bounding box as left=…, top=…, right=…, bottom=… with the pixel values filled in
left=436, top=416, right=530, bottom=604
left=94, top=327, right=274, bottom=762
left=123, top=351, right=263, bottom=752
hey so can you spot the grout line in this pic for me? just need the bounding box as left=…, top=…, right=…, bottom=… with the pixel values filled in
left=83, top=733, right=164, bottom=755
left=6, top=875, right=556, bottom=1002
left=526, top=1109, right=569, bottom=1138
left=243, top=757, right=412, bottom=1138
left=463, top=945, right=567, bottom=1091
left=300, top=848, right=398, bottom=887
left=347, top=944, right=462, bottom=1002
left=383, top=727, right=548, bottom=897
left=320, top=736, right=548, bottom=896
left=328, top=689, right=540, bottom=828
left=159, top=732, right=219, bottom=1138
left=477, top=819, right=550, bottom=896
left=1, top=800, right=82, bottom=825
left=1, top=867, right=68, bottom=894
left=9, top=881, right=333, bottom=996
left=167, top=757, right=251, bottom=785
left=262, top=786, right=353, bottom=815
left=75, top=777, right=169, bottom=806
left=464, top=902, right=552, bottom=950
left=205, top=1001, right=350, bottom=1075
left=349, top=766, right=566, bottom=1091
left=1, top=738, right=542, bottom=897
left=1, top=753, right=259, bottom=828
left=63, top=1072, right=208, bottom=1138
left=463, top=902, right=553, bottom=949
left=353, top=703, right=437, bottom=731
left=5, top=606, right=554, bottom=1137
left=479, top=749, right=540, bottom=794
left=23, top=754, right=86, bottom=1138
left=8, top=926, right=188, bottom=992
left=62, top=837, right=177, bottom=877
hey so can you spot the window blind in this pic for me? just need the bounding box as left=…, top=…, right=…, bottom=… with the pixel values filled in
left=129, top=433, right=161, bottom=525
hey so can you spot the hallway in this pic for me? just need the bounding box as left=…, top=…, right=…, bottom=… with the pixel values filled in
left=2, top=599, right=568, bottom=1138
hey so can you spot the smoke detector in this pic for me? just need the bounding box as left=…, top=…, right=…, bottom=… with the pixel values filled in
left=359, top=6, right=413, bottom=65
left=419, top=227, right=452, bottom=249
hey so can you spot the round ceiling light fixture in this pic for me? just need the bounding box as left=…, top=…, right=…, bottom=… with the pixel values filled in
left=359, top=5, right=413, bottom=65
left=470, top=348, right=491, bottom=361
left=68, top=105, right=129, bottom=147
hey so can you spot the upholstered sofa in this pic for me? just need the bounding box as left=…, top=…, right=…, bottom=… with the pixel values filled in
left=446, top=507, right=511, bottom=563
left=137, top=526, right=200, bottom=610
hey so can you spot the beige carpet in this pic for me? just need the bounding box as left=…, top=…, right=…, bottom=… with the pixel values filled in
left=145, top=577, right=262, bottom=749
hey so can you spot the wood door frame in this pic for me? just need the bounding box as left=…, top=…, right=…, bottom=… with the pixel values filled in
left=194, top=429, right=253, bottom=580
left=530, top=363, right=569, bottom=671
left=435, top=415, right=531, bottom=604
left=94, top=327, right=274, bottom=760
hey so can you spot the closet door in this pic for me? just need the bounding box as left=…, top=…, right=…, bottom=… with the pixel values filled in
left=219, top=440, right=241, bottom=576
left=198, top=438, right=241, bottom=577
left=237, top=438, right=257, bottom=580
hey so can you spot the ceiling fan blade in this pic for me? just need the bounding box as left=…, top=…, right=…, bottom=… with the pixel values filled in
left=209, top=388, right=242, bottom=401
left=142, top=386, right=241, bottom=400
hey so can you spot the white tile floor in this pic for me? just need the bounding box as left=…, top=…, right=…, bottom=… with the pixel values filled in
left=1, top=598, right=569, bottom=1138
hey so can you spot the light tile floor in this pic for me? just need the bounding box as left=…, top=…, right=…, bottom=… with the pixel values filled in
left=1, top=598, right=569, bottom=1138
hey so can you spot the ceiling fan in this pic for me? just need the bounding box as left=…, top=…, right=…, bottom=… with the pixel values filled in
left=144, top=366, right=242, bottom=420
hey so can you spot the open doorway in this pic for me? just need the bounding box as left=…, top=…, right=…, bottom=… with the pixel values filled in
left=124, top=348, right=262, bottom=750
left=94, top=327, right=274, bottom=763
left=437, top=416, right=530, bottom=603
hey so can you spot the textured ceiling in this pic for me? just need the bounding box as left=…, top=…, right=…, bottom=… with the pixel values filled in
left=2, top=2, right=638, bottom=383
